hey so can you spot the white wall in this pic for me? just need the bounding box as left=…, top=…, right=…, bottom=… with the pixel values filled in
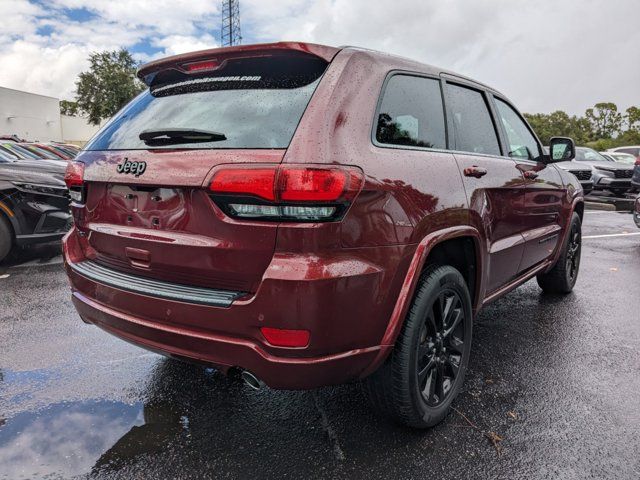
left=1, top=86, right=104, bottom=145
left=0, top=86, right=61, bottom=141
left=60, top=114, right=103, bottom=146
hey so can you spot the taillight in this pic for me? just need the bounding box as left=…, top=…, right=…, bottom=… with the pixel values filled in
left=260, top=327, right=310, bottom=348
left=635, top=157, right=640, bottom=166
left=209, top=165, right=363, bottom=222
left=64, top=161, right=85, bottom=203
left=210, top=168, right=276, bottom=201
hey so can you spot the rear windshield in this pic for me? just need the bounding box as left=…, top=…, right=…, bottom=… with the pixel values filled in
left=85, top=55, right=328, bottom=151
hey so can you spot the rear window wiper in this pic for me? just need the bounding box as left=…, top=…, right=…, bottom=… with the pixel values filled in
left=139, top=128, right=227, bottom=146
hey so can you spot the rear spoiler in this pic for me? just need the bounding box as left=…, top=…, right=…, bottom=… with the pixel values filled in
left=137, top=42, right=341, bottom=86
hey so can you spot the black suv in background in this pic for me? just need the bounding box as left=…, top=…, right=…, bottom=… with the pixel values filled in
left=0, top=156, right=71, bottom=262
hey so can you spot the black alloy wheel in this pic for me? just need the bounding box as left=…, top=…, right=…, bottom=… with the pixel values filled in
left=416, top=290, right=466, bottom=407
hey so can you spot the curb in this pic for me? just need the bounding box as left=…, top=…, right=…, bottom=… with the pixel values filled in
left=585, top=202, right=616, bottom=211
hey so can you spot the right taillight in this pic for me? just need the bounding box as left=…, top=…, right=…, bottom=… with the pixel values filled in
left=64, top=161, right=85, bottom=203
left=209, top=164, right=364, bottom=222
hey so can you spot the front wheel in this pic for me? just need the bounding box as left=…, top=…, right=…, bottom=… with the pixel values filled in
left=536, top=212, right=581, bottom=294
left=363, top=265, right=473, bottom=428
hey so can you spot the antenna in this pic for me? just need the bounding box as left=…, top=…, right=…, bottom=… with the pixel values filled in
left=221, top=0, right=242, bottom=47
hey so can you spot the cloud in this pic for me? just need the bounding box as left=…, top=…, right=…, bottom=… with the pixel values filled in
left=0, top=0, right=638, bottom=114
left=153, top=34, right=219, bottom=57
left=244, top=0, right=640, bottom=115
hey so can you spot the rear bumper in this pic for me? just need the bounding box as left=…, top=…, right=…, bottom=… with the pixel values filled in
left=63, top=228, right=407, bottom=389
left=72, top=290, right=384, bottom=389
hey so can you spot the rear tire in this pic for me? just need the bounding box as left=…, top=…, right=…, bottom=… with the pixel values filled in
left=536, top=212, right=581, bottom=294
left=0, top=215, right=13, bottom=263
left=363, top=264, right=473, bottom=428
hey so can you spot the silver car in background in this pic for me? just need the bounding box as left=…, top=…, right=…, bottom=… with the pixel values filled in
left=574, top=147, right=633, bottom=196
left=543, top=147, right=594, bottom=194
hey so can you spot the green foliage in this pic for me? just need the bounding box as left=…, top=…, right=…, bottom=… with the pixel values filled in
left=59, top=100, right=82, bottom=116
left=626, top=106, right=640, bottom=132
left=75, top=49, right=145, bottom=125
left=585, top=102, right=623, bottom=139
left=524, top=111, right=591, bottom=145
left=525, top=102, right=640, bottom=148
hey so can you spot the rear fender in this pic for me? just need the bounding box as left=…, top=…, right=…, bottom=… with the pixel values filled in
left=359, top=225, right=484, bottom=378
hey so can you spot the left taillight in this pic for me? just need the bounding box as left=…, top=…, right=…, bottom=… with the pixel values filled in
left=209, top=165, right=364, bottom=222
left=64, top=161, right=85, bottom=203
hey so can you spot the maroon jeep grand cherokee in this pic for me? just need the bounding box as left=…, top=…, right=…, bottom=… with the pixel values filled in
left=63, top=42, right=583, bottom=428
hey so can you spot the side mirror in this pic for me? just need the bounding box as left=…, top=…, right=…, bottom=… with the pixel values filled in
left=548, top=137, right=575, bottom=162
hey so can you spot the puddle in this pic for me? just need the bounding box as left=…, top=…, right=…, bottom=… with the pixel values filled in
left=0, top=400, right=187, bottom=478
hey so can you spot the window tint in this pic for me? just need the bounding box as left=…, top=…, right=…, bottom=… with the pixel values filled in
left=494, top=98, right=541, bottom=160
left=446, top=84, right=500, bottom=156
left=375, top=75, right=446, bottom=149
left=85, top=56, right=327, bottom=150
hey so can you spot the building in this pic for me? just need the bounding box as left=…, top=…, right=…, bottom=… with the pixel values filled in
left=0, top=86, right=104, bottom=145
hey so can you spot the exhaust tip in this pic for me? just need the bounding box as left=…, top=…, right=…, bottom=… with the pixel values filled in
left=240, top=370, right=265, bottom=390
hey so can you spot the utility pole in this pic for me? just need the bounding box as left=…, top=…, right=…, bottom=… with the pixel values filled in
left=221, top=0, right=242, bottom=47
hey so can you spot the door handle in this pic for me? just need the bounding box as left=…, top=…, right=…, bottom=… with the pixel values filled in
left=463, top=166, right=488, bottom=178
left=523, top=170, right=539, bottom=180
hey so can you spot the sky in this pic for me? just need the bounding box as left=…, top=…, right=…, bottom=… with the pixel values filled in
left=0, top=0, right=638, bottom=115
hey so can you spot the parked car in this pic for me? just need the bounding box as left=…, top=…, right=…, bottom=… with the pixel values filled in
left=0, top=147, right=18, bottom=161
left=19, top=143, right=66, bottom=160
left=602, top=152, right=640, bottom=192
left=0, top=134, right=24, bottom=143
left=632, top=159, right=640, bottom=193
left=574, top=147, right=633, bottom=196
left=46, top=143, right=80, bottom=159
left=607, top=145, right=640, bottom=158
left=62, top=42, right=584, bottom=428
left=543, top=148, right=593, bottom=194
left=601, top=151, right=637, bottom=165
left=0, top=142, right=43, bottom=160
left=0, top=156, right=72, bottom=262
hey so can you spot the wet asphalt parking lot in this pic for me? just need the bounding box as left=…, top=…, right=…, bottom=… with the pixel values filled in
left=1, top=210, right=639, bottom=479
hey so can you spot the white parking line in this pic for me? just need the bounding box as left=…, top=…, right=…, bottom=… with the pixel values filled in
left=583, top=232, right=640, bottom=239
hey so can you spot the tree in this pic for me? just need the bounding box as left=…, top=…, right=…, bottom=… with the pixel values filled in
left=75, top=49, right=145, bottom=125
left=60, top=100, right=82, bottom=117
left=584, top=102, right=623, bottom=139
left=625, top=106, right=640, bottom=132
left=524, top=111, right=591, bottom=145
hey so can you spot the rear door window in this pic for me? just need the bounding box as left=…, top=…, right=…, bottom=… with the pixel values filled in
left=446, top=84, right=501, bottom=156
left=375, top=75, right=446, bottom=149
left=85, top=56, right=328, bottom=151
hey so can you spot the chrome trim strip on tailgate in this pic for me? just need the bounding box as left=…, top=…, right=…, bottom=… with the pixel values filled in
left=70, top=260, right=245, bottom=307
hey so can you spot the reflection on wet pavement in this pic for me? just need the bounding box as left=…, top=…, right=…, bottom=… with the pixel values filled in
left=0, top=400, right=144, bottom=478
